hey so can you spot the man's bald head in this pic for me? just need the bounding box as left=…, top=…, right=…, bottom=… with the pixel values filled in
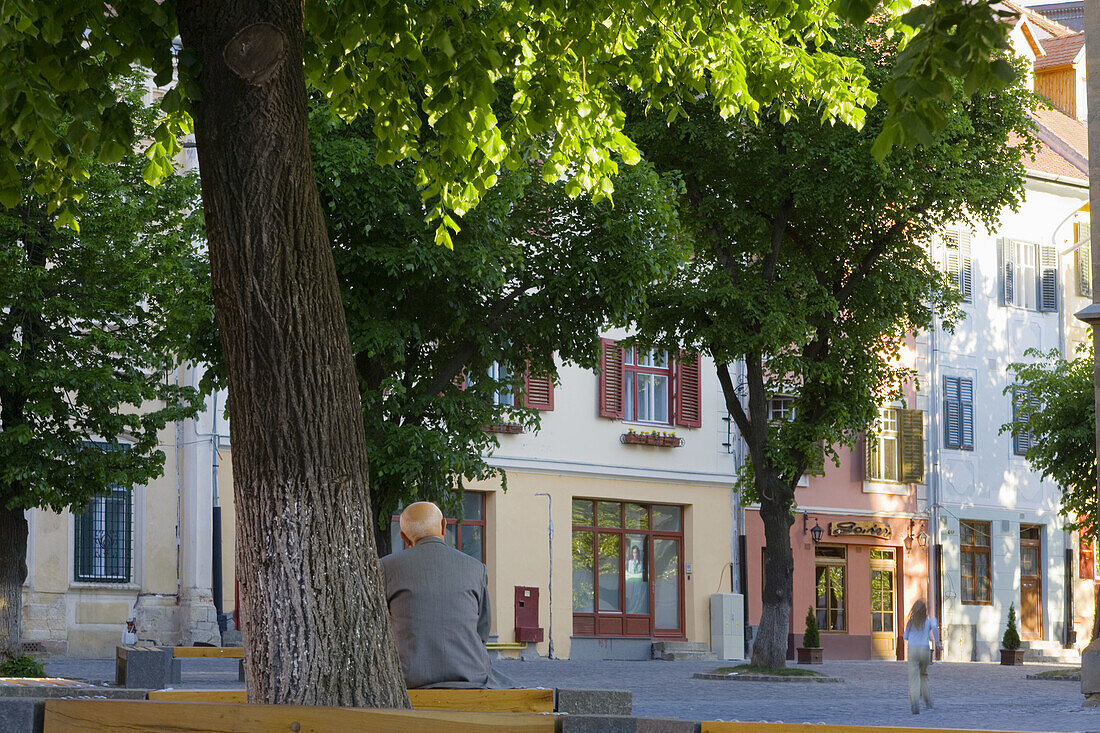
left=399, top=501, right=446, bottom=547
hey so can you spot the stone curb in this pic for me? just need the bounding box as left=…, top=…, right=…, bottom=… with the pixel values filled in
left=0, top=685, right=150, bottom=699
left=692, top=673, right=843, bottom=683
left=1025, top=673, right=1080, bottom=681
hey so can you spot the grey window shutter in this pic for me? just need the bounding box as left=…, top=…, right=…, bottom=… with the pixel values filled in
left=900, top=409, right=924, bottom=483
left=999, top=238, right=1014, bottom=306
left=1012, top=387, right=1030, bottom=456
left=960, top=378, right=974, bottom=449
left=943, top=376, right=960, bottom=448
left=1078, top=245, right=1093, bottom=298
left=1039, top=244, right=1057, bottom=312
left=958, top=231, right=972, bottom=302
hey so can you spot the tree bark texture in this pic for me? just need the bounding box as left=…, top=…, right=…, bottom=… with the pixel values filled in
left=0, top=506, right=28, bottom=657
left=716, top=360, right=798, bottom=668
left=175, top=2, right=409, bottom=707
left=752, top=485, right=794, bottom=668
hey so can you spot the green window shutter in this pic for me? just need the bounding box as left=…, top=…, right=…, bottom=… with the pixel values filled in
left=899, top=409, right=924, bottom=483
left=864, top=434, right=878, bottom=481
left=1039, top=244, right=1058, bottom=312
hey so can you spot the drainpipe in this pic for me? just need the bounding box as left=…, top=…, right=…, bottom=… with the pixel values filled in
left=193, top=378, right=229, bottom=633
left=534, top=492, right=554, bottom=659
left=929, top=296, right=941, bottom=622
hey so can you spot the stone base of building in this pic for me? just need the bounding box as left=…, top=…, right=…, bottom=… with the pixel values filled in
left=20, top=586, right=222, bottom=656
left=20, top=591, right=67, bottom=654
left=176, top=586, right=220, bottom=647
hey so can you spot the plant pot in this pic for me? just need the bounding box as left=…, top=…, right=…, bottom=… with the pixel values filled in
left=796, top=647, right=823, bottom=665
left=1000, top=648, right=1025, bottom=666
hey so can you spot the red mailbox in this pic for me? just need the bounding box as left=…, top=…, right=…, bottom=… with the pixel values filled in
left=514, top=586, right=544, bottom=643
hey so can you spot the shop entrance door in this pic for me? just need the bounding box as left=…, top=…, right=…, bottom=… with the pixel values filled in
left=1020, top=525, right=1042, bottom=640
left=870, top=548, right=897, bottom=660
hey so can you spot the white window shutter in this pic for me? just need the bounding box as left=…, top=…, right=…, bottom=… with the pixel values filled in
left=958, top=230, right=972, bottom=303
left=1077, top=245, right=1092, bottom=298
left=999, top=238, right=1014, bottom=306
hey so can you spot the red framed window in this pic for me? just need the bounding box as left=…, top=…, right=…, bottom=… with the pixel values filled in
left=599, top=339, right=701, bottom=428
left=571, top=499, right=684, bottom=638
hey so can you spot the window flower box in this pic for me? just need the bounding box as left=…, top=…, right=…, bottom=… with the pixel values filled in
left=621, top=432, right=682, bottom=448
left=485, top=423, right=524, bottom=434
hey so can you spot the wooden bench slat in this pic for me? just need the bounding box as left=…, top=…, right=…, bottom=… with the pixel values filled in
left=172, top=646, right=245, bottom=658
left=147, top=688, right=555, bottom=713
left=702, top=724, right=1039, bottom=733
left=44, top=699, right=559, bottom=732
left=148, top=689, right=245, bottom=703
left=409, top=688, right=553, bottom=713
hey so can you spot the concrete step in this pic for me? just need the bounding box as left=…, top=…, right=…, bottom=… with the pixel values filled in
left=652, top=641, right=717, bottom=661
left=1022, top=640, right=1080, bottom=664
left=658, top=650, right=719, bottom=661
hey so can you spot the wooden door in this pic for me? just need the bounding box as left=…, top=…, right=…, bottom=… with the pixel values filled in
left=1020, top=525, right=1042, bottom=640
left=870, top=548, right=897, bottom=659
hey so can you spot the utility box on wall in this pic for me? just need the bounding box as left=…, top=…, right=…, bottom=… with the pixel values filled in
left=710, top=593, right=745, bottom=660
left=514, top=586, right=544, bottom=643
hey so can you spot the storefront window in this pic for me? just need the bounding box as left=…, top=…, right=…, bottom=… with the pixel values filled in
left=572, top=499, right=683, bottom=637
left=815, top=545, right=846, bottom=631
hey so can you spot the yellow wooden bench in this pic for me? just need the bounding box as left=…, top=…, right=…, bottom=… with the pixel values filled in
left=701, top=725, right=1053, bottom=733
left=147, top=687, right=555, bottom=713
left=44, top=699, right=559, bottom=732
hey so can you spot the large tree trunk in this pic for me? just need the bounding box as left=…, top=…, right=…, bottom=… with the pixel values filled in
left=0, top=506, right=28, bottom=657
left=751, top=475, right=795, bottom=668
left=175, top=2, right=408, bottom=707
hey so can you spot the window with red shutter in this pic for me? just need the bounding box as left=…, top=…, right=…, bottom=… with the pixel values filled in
left=598, top=338, right=625, bottom=419
left=524, top=372, right=554, bottom=411
left=675, top=353, right=702, bottom=428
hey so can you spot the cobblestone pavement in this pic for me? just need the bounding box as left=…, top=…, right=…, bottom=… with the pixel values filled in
left=43, top=656, right=1100, bottom=731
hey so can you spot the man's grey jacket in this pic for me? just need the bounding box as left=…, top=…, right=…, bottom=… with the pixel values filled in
left=380, top=536, right=492, bottom=689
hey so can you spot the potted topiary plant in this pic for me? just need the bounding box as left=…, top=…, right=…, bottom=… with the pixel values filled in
left=796, top=606, right=823, bottom=664
left=1000, top=603, right=1025, bottom=665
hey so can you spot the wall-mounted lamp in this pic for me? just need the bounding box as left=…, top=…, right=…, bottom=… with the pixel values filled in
left=917, top=529, right=929, bottom=548
left=810, top=521, right=824, bottom=544
left=904, top=519, right=915, bottom=553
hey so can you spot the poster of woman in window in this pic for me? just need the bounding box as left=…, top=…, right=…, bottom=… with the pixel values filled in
left=626, top=544, right=648, bottom=614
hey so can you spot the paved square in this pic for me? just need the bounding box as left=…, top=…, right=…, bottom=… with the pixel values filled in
left=40, top=656, right=1100, bottom=731
left=495, top=659, right=1097, bottom=732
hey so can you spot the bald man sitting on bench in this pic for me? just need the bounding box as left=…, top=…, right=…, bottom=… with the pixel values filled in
left=381, top=501, right=512, bottom=689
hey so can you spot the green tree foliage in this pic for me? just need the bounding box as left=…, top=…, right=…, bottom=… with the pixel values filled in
left=1002, top=603, right=1021, bottom=650
left=629, top=18, right=1036, bottom=667
left=308, top=106, right=684, bottom=548
left=1, top=0, right=1013, bottom=242
left=1003, top=346, right=1097, bottom=536
left=0, top=75, right=207, bottom=651
left=0, top=75, right=207, bottom=515
left=0, top=654, right=45, bottom=677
